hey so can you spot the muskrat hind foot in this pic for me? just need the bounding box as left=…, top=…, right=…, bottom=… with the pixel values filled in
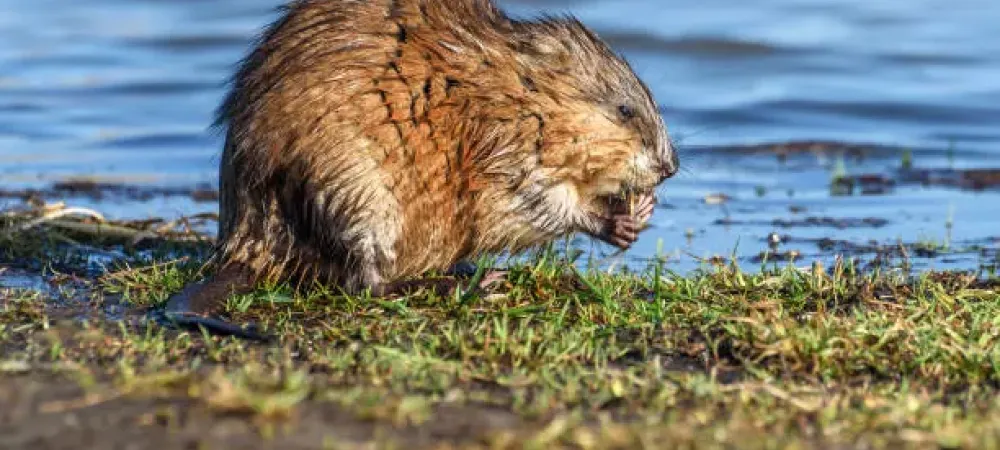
left=147, top=264, right=273, bottom=342
left=444, top=261, right=481, bottom=278
left=149, top=309, right=275, bottom=342
left=444, top=262, right=508, bottom=286
left=476, top=270, right=509, bottom=290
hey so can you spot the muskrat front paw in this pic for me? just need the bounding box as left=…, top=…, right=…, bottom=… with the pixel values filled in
left=606, top=193, right=657, bottom=225
left=631, top=193, right=656, bottom=226
left=597, top=192, right=656, bottom=249
left=599, top=215, right=643, bottom=250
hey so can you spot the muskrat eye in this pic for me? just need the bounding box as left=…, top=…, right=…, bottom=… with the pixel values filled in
left=618, top=104, right=636, bottom=120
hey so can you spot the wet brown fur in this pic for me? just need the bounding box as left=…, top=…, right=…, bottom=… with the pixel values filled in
left=186, top=0, right=677, bottom=310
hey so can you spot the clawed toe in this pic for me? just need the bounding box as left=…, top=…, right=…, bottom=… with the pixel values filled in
left=476, top=270, right=508, bottom=289
left=599, top=215, right=643, bottom=249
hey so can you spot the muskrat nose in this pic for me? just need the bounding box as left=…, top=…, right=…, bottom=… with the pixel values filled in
left=658, top=149, right=679, bottom=182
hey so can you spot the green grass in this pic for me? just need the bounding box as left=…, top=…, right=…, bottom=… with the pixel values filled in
left=4, top=248, right=1000, bottom=447
left=3, top=208, right=1000, bottom=448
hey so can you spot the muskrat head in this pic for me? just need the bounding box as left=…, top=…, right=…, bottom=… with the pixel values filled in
left=511, top=18, right=679, bottom=245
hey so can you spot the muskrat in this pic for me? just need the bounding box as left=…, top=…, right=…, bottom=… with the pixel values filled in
left=158, top=0, right=678, bottom=336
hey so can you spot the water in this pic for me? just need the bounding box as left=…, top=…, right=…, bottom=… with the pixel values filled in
left=1, top=0, right=998, bottom=272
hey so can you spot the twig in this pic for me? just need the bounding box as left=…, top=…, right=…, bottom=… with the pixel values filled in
left=43, top=219, right=159, bottom=243
left=14, top=207, right=106, bottom=232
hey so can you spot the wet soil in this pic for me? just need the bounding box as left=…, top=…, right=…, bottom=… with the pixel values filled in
left=0, top=372, right=527, bottom=450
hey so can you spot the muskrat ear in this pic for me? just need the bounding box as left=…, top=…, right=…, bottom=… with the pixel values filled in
left=525, top=34, right=562, bottom=55
left=517, top=34, right=571, bottom=66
